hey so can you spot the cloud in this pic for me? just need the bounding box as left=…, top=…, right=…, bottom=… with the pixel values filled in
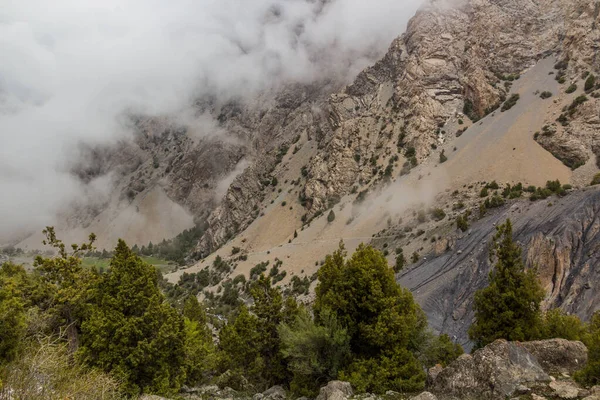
left=0, top=0, right=423, bottom=240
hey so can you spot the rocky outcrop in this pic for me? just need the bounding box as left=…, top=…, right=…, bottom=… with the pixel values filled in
left=522, top=339, right=588, bottom=376
left=400, top=187, right=600, bottom=347
left=300, top=0, right=580, bottom=215
left=316, top=381, right=354, bottom=400
left=431, top=339, right=550, bottom=399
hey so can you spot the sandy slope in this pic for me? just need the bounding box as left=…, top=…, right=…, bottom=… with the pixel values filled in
left=165, top=56, right=583, bottom=286
left=18, top=186, right=194, bottom=251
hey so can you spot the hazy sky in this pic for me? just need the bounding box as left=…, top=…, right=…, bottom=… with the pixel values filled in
left=0, top=0, right=422, bottom=239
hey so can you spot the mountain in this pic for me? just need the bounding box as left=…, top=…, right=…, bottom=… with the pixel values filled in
left=12, top=0, right=600, bottom=344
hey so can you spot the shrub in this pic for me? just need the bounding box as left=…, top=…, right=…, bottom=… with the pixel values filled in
left=439, top=150, right=447, bottom=164
left=487, top=180, right=499, bottom=190
left=394, top=250, right=406, bottom=273
left=591, top=173, right=600, bottom=186
left=430, top=208, right=446, bottom=221
left=411, top=252, right=420, bottom=263
left=540, top=91, right=553, bottom=99
left=405, top=147, right=416, bottom=158
left=585, top=74, right=596, bottom=92
left=457, top=214, right=469, bottom=232
left=575, top=311, right=600, bottom=385
left=480, top=187, right=489, bottom=197
left=566, top=84, right=577, bottom=94
left=501, top=94, right=520, bottom=112
left=327, top=210, right=336, bottom=223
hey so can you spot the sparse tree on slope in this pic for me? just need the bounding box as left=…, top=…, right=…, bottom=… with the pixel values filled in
left=469, top=219, right=545, bottom=348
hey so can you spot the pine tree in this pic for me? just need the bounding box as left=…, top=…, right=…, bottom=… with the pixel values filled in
left=468, top=219, right=545, bottom=348
left=79, top=240, right=186, bottom=396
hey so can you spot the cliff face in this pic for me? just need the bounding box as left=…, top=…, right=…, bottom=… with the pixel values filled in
left=196, top=0, right=600, bottom=254
left=400, top=187, right=600, bottom=347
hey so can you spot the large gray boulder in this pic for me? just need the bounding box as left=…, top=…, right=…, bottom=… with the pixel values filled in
left=521, top=339, right=588, bottom=375
left=431, top=339, right=550, bottom=399
left=410, top=392, right=438, bottom=400
left=316, top=381, right=354, bottom=400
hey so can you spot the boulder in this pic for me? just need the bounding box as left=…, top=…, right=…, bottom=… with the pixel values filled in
left=316, top=381, right=354, bottom=400
left=262, top=385, right=286, bottom=400
left=521, top=339, right=588, bottom=375
left=427, top=365, right=443, bottom=384
left=410, top=392, right=438, bottom=400
left=431, top=339, right=550, bottom=399
left=549, top=380, right=580, bottom=399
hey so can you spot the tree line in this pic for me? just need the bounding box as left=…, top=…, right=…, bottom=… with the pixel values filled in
left=0, top=220, right=599, bottom=398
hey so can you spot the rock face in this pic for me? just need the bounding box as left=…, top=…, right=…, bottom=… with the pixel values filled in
left=400, top=187, right=600, bottom=346
left=431, top=339, right=550, bottom=399
left=316, top=381, right=354, bottom=400
left=522, top=339, right=588, bottom=376
left=197, top=0, right=600, bottom=253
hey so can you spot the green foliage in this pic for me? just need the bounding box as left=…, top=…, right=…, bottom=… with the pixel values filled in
left=405, top=147, right=416, bottom=158
left=501, top=94, right=520, bottom=112
left=314, top=243, right=427, bottom=393
left=279, top=307, right=351, bottom=396
left=416, top=332, right=464, bottom=368
left=480, top=187, right=489, bottom=197
left=184, top=315, right=215, bottom=386
left=339, top=348, right=425, bottom=393
left=439, top=150, right=447, bottom=164
left=575, top=311, right=600, bottom=385
left=463, top=98, right=480, bottom=122
left=34, top=227, right=99, bottom=351
left=566, top=83, right=578, bottom=94
left=327, top=210, right=336, bottom=223
left=217, top=305, right=262, bottom=389
left=0, top=263, right=29, bottom=364
left=79, top=240, right=186, bottom=396
left=487, top=180, right=499, bottom=190
left=430, top=208, right=446, bottom=221
left=411, top=252, right=420, bottom=263
left=540, top=309, right=586, bottom=341
left=394, top=249, right=406, bottom=273
left=468, top=220, right=545, bottom=349
left=585, top=74, right=596, bottom=92
left=456, top=213, right=470, bottom=232
left=484, top=194, right=505, bottom=209
left=218, top=276, right=298, bottom=391
left=0, top=337, right=122, bottom=399
left=591, top=173, right=600, bottom=186
left=540, top=91, right=553, bottom=99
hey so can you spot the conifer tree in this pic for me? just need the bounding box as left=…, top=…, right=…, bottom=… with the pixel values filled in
left=314, top=243, right=427, bottom=393
left=79, top=240, right=186, bottom=396
left=469, top=219, right=545, bottom=348
left=182, top=296, right=215, bottom=386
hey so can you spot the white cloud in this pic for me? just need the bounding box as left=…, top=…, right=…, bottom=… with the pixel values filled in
left=0, top=0, right=423, bottom=239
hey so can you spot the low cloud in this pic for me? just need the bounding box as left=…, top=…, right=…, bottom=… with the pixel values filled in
left=0, top=0, right=423, bottom=240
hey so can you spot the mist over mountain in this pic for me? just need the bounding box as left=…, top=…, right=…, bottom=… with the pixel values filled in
left=0, top=0, right=422, bottom=238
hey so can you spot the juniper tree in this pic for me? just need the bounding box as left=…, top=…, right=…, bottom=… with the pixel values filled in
left=79, top=240, right=186, bottom=396
left=468, top=219, right=545, bottom=348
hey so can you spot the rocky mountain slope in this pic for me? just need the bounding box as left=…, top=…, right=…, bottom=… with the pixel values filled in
left=11, top=0, right=600, bottom=347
